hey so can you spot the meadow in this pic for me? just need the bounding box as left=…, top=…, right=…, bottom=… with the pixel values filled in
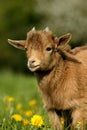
left=0, top=71, right=84, bottom=130
left=0, top=71, right=51, bottom=130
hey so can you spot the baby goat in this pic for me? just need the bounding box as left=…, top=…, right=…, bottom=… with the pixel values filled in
left=8, top=28, right=87, bottom=130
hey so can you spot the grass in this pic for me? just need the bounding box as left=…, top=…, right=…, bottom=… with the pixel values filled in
left=0, top=70, right=51, bottom=130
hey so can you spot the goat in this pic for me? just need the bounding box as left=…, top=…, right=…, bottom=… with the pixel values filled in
left=8, top=28, right=87, bottom=130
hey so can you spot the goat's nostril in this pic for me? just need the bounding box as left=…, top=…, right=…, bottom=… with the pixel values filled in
left=29, top=59, right=35, bottom=65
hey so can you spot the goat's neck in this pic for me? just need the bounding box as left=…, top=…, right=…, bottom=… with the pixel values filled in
left=35, top=57, right=65, bottom=89
left=35, top=58, right=66, bottom=109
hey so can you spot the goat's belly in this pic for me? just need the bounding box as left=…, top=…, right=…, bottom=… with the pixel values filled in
left=53, top=96, right=79, bottom=110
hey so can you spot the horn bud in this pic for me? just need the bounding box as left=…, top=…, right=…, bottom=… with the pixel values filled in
left=44, top=27, right=49, bottom=32
left=32, top=27, right=35, bottom=31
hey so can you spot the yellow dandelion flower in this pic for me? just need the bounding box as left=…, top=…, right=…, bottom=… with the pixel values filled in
left=4, top=96, right=15, bottom=102
left=25, top=110, right=33, bottom=117
left=31, top=115, right=44, bottom=127
left=76, top=121, right=83, bottom=129
left=8, top=97, right=14, bottom=102
left=11, top=114, right=23, bottom=121
left=77, top=121, right=82, bottom=126
left=16, top=103, right=22, bottom=110
left=23, top=119, right=29, bottom=126
left=61, top=118, right=64, bottom=125
left=29, top=99, right=36, bottom=106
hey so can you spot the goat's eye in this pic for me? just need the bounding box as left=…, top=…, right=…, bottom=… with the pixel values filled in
left=46, top=47, right=52, bottom=51
left=25, top=48, right=28, bottom=51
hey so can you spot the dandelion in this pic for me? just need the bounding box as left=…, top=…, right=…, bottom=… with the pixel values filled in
left=31, top=114, right=44, bottom=127
left=25, top=110, right=33, bottom=117
left=77, top=121, right=82, bottom=126
left=61, top=118, right=64, bottom=125
left=29, top=99, right=36, bottom=106
left=16, top=103, right=22, bottom=110
left=23, top=119, right=29, bottom=126
left=4, top=96, right=15, bottom=102
left=11, top=114, right=23, bottom=121
left=75, top=121, right=82, bottom=129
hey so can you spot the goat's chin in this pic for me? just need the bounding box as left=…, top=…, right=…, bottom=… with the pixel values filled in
left=28, top=66, right=40, bottom=72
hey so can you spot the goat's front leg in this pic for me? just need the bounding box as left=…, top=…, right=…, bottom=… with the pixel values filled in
left=48, top=109, right=63, bottom=130
left=71, top=109, right=85, bottom=130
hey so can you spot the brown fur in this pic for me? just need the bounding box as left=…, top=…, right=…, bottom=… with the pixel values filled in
left=70, top=45, right=87, bottom=55
left=8, top=29, right=87, bottom=130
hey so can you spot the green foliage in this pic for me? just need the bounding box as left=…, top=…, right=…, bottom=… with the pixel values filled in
left=0, top=0, right=87, bottom=72
left=0, top=0, right=45, bottom=72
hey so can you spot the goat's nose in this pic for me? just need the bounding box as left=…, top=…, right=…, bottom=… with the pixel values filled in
left=29, top=58, right=35, bottom=65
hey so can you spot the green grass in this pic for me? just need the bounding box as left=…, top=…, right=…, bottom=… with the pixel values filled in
left=0, top=70, right=51, bottom=130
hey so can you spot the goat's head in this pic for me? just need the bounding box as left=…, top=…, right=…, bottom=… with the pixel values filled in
left=8, top=28, right=72, bottom=72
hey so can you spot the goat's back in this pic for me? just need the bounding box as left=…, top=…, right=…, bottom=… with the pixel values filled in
left=75, top=49, right=87, bottom=63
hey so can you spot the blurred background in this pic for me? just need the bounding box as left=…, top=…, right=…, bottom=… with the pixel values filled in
left=0, top=0, right=87, bottom=73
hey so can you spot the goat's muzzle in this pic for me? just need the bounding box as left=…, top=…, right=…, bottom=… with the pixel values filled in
left=27, top=58, right=40, bottom=72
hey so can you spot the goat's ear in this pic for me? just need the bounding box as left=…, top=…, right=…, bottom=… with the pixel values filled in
left=8, top=39, right=26, bottom=50
left=58, top=33, right=72, bottom=46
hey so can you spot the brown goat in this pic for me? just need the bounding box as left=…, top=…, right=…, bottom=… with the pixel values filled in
left=8, top=28, right=87, bottom=130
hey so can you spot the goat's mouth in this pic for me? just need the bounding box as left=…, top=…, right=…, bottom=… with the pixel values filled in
left=28, top=64, right=40, bottom=72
